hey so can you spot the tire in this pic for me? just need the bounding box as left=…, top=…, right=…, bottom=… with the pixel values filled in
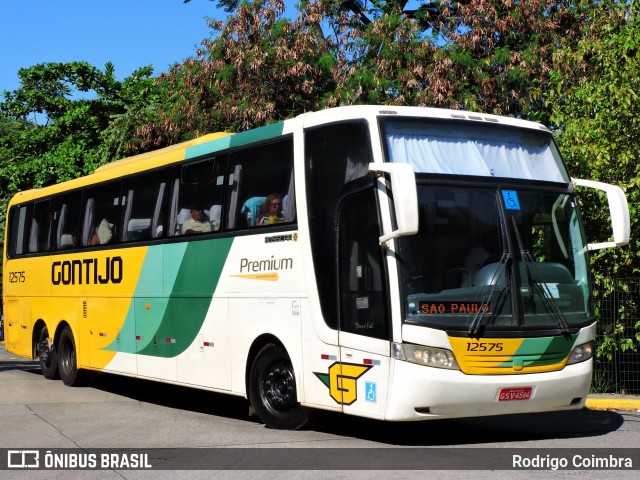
left=38, top=326, right=59, bottom=380
left=248, top=343, right=310, bottom=430
left=57, top=326, right=86, bottom=386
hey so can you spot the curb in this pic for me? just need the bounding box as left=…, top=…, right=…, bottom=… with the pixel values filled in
left=585, top=397, right=640, bottom=412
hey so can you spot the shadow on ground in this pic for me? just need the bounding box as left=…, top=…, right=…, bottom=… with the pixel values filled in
left=1, top=353, right=626, bottom=447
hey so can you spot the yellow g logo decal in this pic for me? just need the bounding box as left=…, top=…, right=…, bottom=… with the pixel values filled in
left=314, top=362, right=372, bottom=405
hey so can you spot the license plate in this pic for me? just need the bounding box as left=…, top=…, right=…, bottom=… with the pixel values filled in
left=498, top=387, right=532, bottom=401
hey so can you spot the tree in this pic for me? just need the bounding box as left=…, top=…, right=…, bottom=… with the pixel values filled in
left=139, top=0, right=335, bottom=147
left=548, top=1, right=638, bottom=277
left=545, top=1, right=640, bottom=358
left=0, top=62, right=160, bottom=190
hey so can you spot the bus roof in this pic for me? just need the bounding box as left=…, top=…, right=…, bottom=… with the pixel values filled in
left=300, top=105, right=551, bottom=133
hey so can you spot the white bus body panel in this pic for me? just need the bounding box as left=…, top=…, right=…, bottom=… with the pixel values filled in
left=385, top=358, right=591, bottom=420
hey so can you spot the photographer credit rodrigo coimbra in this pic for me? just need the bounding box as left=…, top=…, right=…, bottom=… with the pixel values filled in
left=513, top=453, right=633, bottom=470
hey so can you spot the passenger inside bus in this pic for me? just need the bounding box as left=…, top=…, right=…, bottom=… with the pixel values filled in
left=181, top=203, right=212, bottom=235
left=60, top=232, right=78, bottom=248
left=256, top=193, right=284, bottom=226
left=461, top=229, right=502, bottom=287
left=90, top=219, right=113, bottom=245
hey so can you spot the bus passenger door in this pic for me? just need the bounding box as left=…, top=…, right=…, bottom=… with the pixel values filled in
left=336, top=188, right=390, bottom=419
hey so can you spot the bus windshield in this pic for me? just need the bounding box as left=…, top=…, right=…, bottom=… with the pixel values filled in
left=395, top=185, right=592, bottom=332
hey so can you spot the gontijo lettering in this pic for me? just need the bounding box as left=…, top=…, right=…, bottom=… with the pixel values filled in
left=51, top=257, right=123, bottom=285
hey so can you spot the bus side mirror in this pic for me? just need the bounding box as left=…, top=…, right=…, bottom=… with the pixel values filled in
left=369, top=163, right=419, bottom=245
left=572, top=178, right=630, bottom=250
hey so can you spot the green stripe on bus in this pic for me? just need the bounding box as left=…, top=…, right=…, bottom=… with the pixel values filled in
left=138, top=237, right=233, bottom=357
left=184, top=122, right=285, bottom=159
left=185, top=136, right=232, bottom=159
left=228, top=122, right=284, bottom=148
left=103, top=238, right=233, bottom=357
left=499, top=334, right=578, bottom=368
left=103, top=244, right=186, bottom=354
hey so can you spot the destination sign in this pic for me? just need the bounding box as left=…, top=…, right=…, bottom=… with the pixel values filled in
left=419, top=301, right=490, bottom=315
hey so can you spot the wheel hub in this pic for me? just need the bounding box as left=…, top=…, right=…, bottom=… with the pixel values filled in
left=264, top=366, right=295, bottom=409
left=39, top=339, right=52, bottom=365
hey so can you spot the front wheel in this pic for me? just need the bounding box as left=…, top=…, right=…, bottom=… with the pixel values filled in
left=38, top=326, right=59, bottom=380
left=57, top=326, right=87, bottom=386
left=248, top=344, right=310, bottom=430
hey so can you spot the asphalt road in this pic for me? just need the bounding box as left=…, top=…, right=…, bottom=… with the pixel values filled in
left=1, top=342, right=639, bottom=479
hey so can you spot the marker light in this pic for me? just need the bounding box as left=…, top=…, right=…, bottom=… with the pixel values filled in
left=567, top=341, right=594, bottom=365
left=392, top=343, right=459, bottom=370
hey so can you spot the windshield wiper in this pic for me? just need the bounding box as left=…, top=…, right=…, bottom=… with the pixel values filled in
left=510, top=217, right=571, bottom=334
left=468, top=251, right=510, bottom=337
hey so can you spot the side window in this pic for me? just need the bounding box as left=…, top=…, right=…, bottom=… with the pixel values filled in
left=338, top=188, right=388, bottom=340
left=226, top=138, right=295, bottom=229
left=168, top=158, right=225, bottom=237
left=121, top=170, right=169, bottom=242
left=53, top=192, right=82, bottom=250
left=28, top=200, right=52, bottom=253
left=7, top=205, right=31, bottom=257
left=305, top=122, right=372, bottom=329
left=81, top=183, right=122, bottom=247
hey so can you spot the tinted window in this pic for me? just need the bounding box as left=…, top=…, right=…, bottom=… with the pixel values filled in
left=305, top=123, right=372, bottom=329
left=168, top=158, right=225, bottom=237
left=80, top=183, right=122, bottom=246
left=28, top=200, right=52, bottom=253
left=53, top=192, right=82, bottom=250
left=338, top=188, right=388, bottom=339
left=121, top=171, right=169, bottom=242
left=7, top=205, right=31, bottom=256
left=226, top=139, right=295, bottom=229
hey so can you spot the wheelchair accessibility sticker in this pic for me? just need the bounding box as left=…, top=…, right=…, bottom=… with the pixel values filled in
left=502, top=190, right=521, bottom=210
left=365, top=382, right=377, bottom=403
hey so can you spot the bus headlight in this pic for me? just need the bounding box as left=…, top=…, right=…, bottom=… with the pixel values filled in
left=567, top=341, right=594, bottom=365
left=392, top=343, right=459, bottom=370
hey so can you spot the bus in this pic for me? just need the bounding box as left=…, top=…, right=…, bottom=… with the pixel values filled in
left=2, top=105, right=630, bottom=429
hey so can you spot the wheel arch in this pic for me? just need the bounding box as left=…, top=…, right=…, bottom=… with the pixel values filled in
left=245, top=334, right=300, bottom=401
left=31, top=319, right=47, bottom=359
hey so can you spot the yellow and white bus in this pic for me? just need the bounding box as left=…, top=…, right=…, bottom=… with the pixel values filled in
left=2, top=106, right=630, bottom=429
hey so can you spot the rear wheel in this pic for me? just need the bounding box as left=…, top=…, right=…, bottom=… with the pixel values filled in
left=58, top=326, right=87, bottom=386
left=38, top=326, right=59, bottom=380
left=249, top=344, right=310, bottom=430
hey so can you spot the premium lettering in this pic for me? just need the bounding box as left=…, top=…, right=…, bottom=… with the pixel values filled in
left=239, top=256, right=293, bottom=273
left=51, top=257, right=123, bottom=285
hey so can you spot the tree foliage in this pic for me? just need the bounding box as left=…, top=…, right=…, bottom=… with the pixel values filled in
left=550, top=1, right=638, bottom=275
left=546, top=1, right=640, bottom=358
left=137, top=0, right=334, bottom=148
left=0, top=62, right=160, bottom=189
left=170, top=1, right=590, bottom=126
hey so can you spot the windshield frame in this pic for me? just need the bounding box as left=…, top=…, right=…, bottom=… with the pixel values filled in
left=395, top=174, right=593, bottom=336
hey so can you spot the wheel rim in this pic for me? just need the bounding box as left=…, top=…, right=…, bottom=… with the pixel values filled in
left=60, top=339, right=74, bottom=375
left=39, top=337, right=52, bottom=367
left=261, top=361, right=296, bottom=413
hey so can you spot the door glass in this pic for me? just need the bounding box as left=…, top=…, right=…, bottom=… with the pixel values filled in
left=338, top=189, right=388, bottom=340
